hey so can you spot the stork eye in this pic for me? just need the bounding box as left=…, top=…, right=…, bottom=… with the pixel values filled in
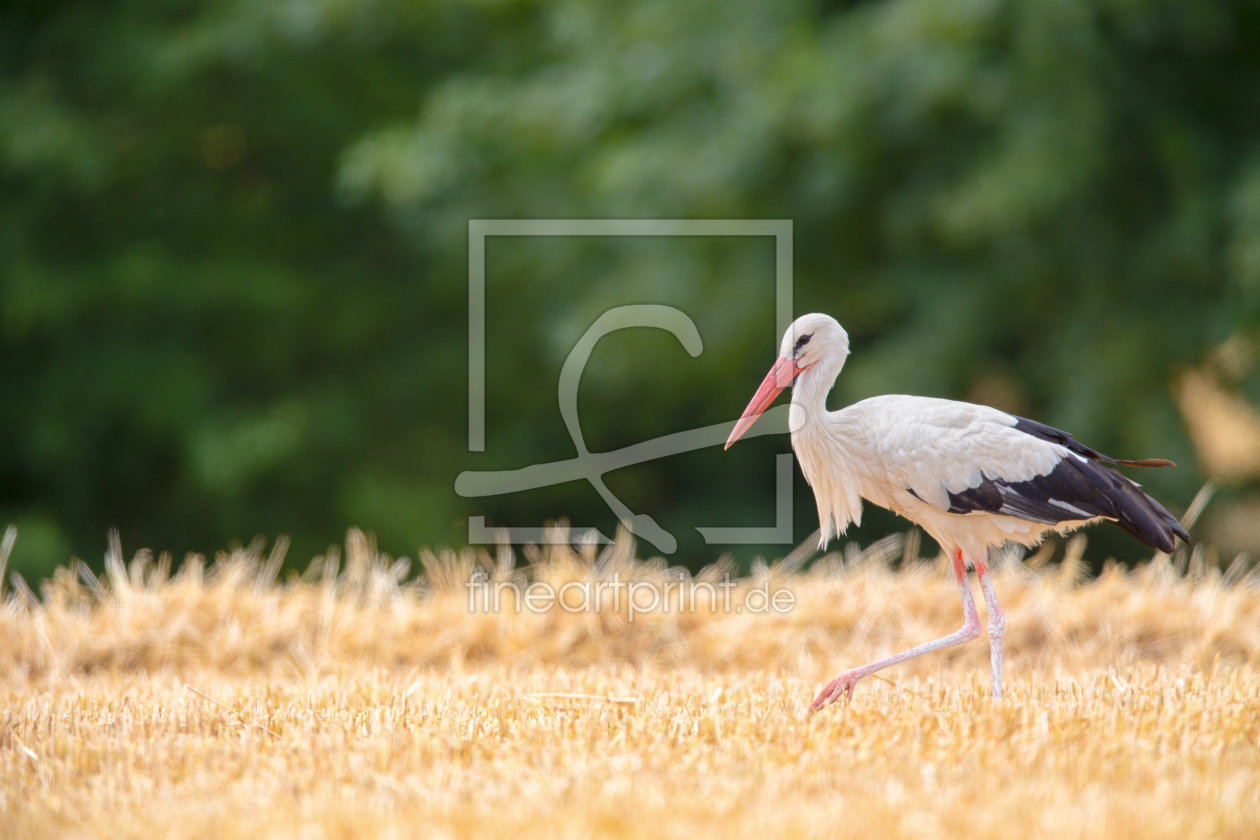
left=793, top=333, right=813, bottom=354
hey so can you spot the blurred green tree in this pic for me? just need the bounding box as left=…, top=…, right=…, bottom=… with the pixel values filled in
left=2, top=0, right=1258, bottom=576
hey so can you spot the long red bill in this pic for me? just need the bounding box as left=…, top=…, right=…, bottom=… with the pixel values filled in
left=725, top=356, right=800, bottom=449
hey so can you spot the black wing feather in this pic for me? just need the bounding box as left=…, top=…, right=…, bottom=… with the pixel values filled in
left=1010, top=416, right=1110, bottom=461
left=939, top=416, right=1191, bottom=553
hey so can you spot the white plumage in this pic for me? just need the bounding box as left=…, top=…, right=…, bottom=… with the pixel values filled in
left=800, top=396, right=1073, bottom=546
left=726, top=313, right=1189, bottom=708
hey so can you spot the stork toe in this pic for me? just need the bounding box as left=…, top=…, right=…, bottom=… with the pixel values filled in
left=810, top=671, right=860, bottom=710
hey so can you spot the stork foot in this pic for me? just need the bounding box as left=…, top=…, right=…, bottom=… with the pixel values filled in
left=810, top=670, right=863, bottom=710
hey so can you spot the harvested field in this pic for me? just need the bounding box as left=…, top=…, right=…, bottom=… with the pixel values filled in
left=2, top=527, right=1259, bottom=839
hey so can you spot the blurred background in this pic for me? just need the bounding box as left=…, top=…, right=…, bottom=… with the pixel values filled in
left=3, top=0, right=1260, bottom=580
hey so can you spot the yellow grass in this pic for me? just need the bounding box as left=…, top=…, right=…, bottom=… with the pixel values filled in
left=3, top=527, right=1260, bottom=839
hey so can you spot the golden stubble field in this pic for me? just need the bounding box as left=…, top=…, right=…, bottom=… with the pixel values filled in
left=2, top=527, right=1260, bottom=839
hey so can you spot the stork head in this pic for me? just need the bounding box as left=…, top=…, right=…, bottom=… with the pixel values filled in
left=725, top=313, right=849, bottom=449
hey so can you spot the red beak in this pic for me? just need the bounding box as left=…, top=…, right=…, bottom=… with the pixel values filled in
left=725, top=356, right=800, bottom=449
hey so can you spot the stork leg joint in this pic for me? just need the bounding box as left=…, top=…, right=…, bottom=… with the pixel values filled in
left=959, top=617, right=983, bottom=642
left=988, top=609, right=1005, bottom=636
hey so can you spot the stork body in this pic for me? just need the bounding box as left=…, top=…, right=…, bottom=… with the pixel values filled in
left=725, top=313, right=1189, bottom=709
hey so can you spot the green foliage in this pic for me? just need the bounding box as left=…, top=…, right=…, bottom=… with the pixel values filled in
left=2, top=0, right=1258, bottom=575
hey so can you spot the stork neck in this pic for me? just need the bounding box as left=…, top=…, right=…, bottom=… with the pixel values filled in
left=790, top=355, right=843, bottom=428
left=786, top=349, right=862, bottom=542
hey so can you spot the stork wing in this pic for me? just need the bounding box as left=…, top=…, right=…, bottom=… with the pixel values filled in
left=862, top=397, right=1189, bottom=553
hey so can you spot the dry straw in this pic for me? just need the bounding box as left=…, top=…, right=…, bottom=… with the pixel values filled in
left=2, top=523, right=1259, bottom=838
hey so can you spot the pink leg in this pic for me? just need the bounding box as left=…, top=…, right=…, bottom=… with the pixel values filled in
left=810, top=548, right=982, bottom=710
left=974, top=557, right=1005, bottom=700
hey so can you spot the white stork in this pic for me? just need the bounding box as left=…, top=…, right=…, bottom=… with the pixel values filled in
left=725, top=313, right=1190, bottom=709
